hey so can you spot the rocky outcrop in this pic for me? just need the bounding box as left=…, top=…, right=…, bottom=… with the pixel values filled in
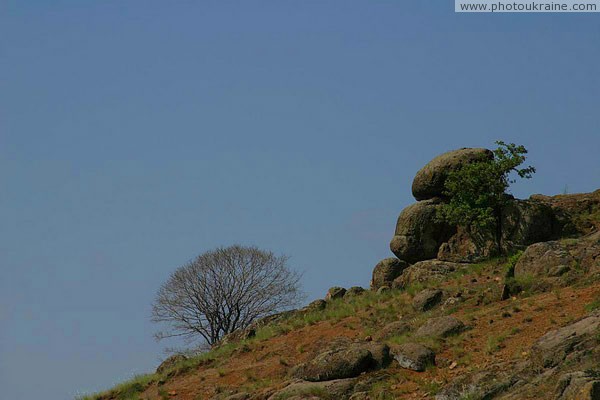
left=531, top=311, right=600, bottom=368
left=412, top=148, right=493, bottom=201
left=303, top=299, right=326, bottom=312
left=384, top=147, right=578, bottom=266
left=514, top=241, right=575, bottom=280
left=370, top=258, right=408, bottom=290
left=415, top=316, right=465, bottom=338
left=501, top=198, right=558, bottom=248
left=437, top=198, right=558, bottom=263
left=531, top=189, right=600, bottom=235
left=555, top=372, right=600, bottom=400
left=389, top=199, right=455, bottom=263
left=325, top=287, right=347, bottom=301
left=392, top=260, right=469, bottom=289
left=156, top=354, right=188, bottom=374
left=343, top=286, right=366, bottom=301
left=514, top=231, right=600, bottom=280
left=436, top=225, right=497, bottom=263
left=390, top=343, right=435, bottom=372
left=435, top=366, right=518, bottom=400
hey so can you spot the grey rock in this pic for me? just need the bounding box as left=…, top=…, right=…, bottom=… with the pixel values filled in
left=156, top=354, right=187, bottom=374
left=268, top=378, right=356, bottom=400
left=435, top=368, right=518, bottom=400
left=501, top=198, right=558, bottom=248
left=515, top=232, right=600, bottom=280
left=556, top=372, right=600, bottom=400
left=223, top=394, right=250, bottom=400
left=530, top=189, right=600, bottom=236
left=515, top=241, right=574, bottom=279
left=361, top=342, right=391, bottom=369
left=376, top=286, right=390, bottom=295
left=390, top=343, right=435, bottom=372
left=392, top=260, right=470, bottom=289
left=289, top=340, right=383, bottom=382
left=442, top=296, right=463, bottom=310
left=415, top=316, right=465, bottom=338
left=370, top=258, right=408, bottom=290
left=325, top=287, right=347, bottom=301
left=348, top=392, right=370, bottom=400
left=303, top=299, right=327, bottom=312
left=390, top=199, right=455, bottom=263
left=531, top=311, right=600, bottom=368
left=344, top=286, right=366, bottom=300
left=549, top=265, right=571, bottom=277
left=375, top=321, right=411, bottom=340
left=412, top=288, right=443, bottom=312
left=437, top=198, right=558, bottom=263
left=437, top=225, right=498, bottom=264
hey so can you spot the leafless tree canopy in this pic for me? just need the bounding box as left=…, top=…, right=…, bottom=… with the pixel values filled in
left=152, top=245, right=303, bottom=346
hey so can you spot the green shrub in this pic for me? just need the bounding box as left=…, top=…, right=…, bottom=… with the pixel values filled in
left=505, top=250, right=523, bottom=278
left=437, top=141, right=535, bottom=253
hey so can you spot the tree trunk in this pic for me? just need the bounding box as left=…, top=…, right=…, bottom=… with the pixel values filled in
left=494, top=206, right=503, bottom=255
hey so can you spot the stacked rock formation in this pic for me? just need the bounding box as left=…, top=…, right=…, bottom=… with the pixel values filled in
left=372, top=147, right=562, bottom=289
left=390, top=148, right=492, bottom=265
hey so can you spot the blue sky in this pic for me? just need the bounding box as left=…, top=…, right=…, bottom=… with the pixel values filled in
left=1, top=2, right=598, bottom=399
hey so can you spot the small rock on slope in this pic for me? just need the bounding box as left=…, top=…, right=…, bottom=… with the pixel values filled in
left=391, top=343, right=435, bottom=372
left=412, top=288, right=443, bottom=312
left=415, top=316, right=464, bottom=338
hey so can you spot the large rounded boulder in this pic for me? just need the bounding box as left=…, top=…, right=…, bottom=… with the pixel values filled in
left=412, top=148, right=493, bottom=201
left=389, top=199, right=455, bottom=263
left=371, top=258, right=408, bottom=290
left=289, top=340, right=387, bottom=382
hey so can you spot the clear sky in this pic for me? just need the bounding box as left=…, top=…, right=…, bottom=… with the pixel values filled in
left=1, top=2, right=598, bottom=399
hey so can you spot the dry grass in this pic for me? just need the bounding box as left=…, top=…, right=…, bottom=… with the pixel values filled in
left=81, top=255, right=600, bottom=400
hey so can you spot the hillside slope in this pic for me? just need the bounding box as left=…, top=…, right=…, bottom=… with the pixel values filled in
left=82, top=189, right=600, bottom=400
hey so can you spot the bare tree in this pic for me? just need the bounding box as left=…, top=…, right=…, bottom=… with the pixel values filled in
left=151, top=245, right=303, bottom=346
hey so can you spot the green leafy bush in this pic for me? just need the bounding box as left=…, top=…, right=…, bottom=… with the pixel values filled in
left=437, top=141, right=535, bottom=252
left=504, top=250, right=523, bottom=278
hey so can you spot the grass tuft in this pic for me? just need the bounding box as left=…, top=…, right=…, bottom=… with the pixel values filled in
left=76, top=373, right=157, bottom=400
